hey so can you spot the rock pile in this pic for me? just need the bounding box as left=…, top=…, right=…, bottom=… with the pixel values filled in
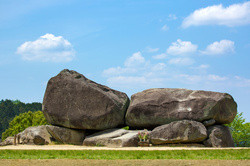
left=1, top=69, right=237, bottom=147
left=0, top=125, right=86, bottom=146
left=125, top=88, right=237, bottom=147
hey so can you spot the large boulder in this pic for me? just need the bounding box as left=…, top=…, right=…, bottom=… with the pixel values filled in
left=203, top=125, right=234, bottom=147
left=83, top=129, right=140, bottom=147
left=126, top=88, right=237, bottom=128
left=43, top=69, right=129, bottom=130
left=150, top=120, right=207, bottom=145
left=17, top=126, right=52, bottom=145
left=46, top=125, right=86, bottom=145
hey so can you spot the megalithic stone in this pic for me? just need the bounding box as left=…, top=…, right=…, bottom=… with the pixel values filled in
left=43, top=69, right=129, bottom=130
left=126, top=88, right=237, bottom=128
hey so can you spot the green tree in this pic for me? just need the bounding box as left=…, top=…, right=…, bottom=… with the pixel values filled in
left=226, top=112, right=250, bottom=147
left=0, top=99, right=42, bottom=139
left=2, top=111, right=48, bottom=140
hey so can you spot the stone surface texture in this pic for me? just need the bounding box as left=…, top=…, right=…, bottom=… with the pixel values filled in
left=17, top=125, right=52, bottom=145
left=126, top=88, right=237, bottom=128
left=0, top=137, right=14, bottom=146
left=203, top=125, right=234, bottom=147
left=83, top=129, right=141, bottom=147
left=46, top=125, right=86, bottom=145
left=43, top=69, right=129, bottom=130
left=150, top=120, right=207, bottom=145
left=203, top=119, right=216, bottom=127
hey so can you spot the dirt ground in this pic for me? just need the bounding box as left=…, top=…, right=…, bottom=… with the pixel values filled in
left=1, top=145, right=249, bottom=150
left=0, top=159, right=249, bottom=166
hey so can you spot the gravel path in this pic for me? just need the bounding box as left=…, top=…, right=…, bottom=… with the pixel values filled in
left=0, top=145, right=249, bottom=150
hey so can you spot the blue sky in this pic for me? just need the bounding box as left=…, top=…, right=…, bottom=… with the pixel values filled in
left=0, top=0, right=250, bottom=121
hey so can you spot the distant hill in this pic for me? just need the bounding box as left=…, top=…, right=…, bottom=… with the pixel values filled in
left=0, top=99, right=42, bottom=139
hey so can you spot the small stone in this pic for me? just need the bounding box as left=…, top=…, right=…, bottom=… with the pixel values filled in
left=203, top=119, right=216, bottom=127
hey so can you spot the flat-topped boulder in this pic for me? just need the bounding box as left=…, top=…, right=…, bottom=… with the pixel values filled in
left=150, top=120, right=207, bottom=145
left=126, top=88, right=237, bottom=128
left=43, top=69, right=129, bottom=130
left=83, top=129, right=140, bottom=147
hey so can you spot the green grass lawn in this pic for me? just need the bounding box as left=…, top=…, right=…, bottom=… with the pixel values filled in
left=0, top=149, right=249, bottom=160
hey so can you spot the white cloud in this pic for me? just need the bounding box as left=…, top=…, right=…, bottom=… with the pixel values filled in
left=152, top=63, right=166, bottom=71
left=168, top=14, right=177, bottom=20
left=106, top=75, right=166, bottom=89
left=198, top=64, right=209, bottom=69
left=191, top=64, right=210, bottom=70
left=124, top=52, right=145, bottom=67
left=201, top=40, right=235, bottom=55
left=234, top=76, right=250, bottom=87
left=178, top=74, right=229, bottom=84
left=145, top=47, right=159, bottom=53
left=103, top=51, right=167, bottom=88
left=178, top=74, right=202, bottom=83
left=182, top=2, right=250, bottom=28
left=16, top=33, right=75, bottom=62
left=169, top=58, right=194, bottom=66
left=103, top=67, right=122, bottom=76
left=102, top=66, right=137, bottom=76
left=102, top=45, right=250, bottom=94
left=107, top=76, right=147, bottom=86
left=167, top=39, right=198, bottom=55
left=103, top=52, right=147, bottom=77
left=208, top=74, right=228, bottom=81
left=152, top=53, right=167, bottom=59
left=176, top=74, right=250, bottom=92
left=161, top=24, right=169, bottom=31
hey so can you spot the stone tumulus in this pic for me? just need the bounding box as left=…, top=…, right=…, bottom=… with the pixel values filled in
left=1, top=69, right=237, bottom=148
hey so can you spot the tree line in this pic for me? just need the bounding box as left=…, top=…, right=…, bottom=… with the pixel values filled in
left=1, top=110, right=48, bottom=140
left=0, top=99, right=42, bottom=140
